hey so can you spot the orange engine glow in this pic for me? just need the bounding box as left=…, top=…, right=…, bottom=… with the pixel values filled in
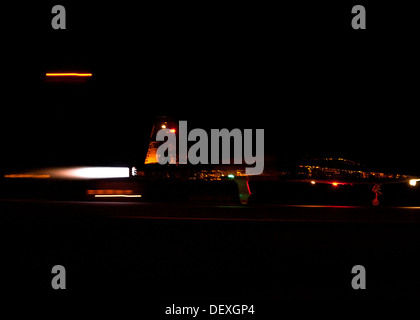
left=4, top=174, right=51, bottom=179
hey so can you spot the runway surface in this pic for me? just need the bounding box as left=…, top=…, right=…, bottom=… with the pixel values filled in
left=1, top=198, right=420, bottom=313
left=2, top=199, right=420, bottom=223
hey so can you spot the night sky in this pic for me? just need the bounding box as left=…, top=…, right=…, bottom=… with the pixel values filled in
left=2, top=1, right=419, bottom=174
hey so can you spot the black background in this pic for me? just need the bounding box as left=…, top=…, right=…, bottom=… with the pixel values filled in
left=2, top=1, right=419, bottom=173
left=2, top=2, right=420, bottom=313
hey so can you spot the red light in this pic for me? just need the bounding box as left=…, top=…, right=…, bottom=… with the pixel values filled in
left=246, top=180, right=252, bottom=194
left=332, top=182, right=338, bottom=186
left=170, top=129, right=176, bottom=133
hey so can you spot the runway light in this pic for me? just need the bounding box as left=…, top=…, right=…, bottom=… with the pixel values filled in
left=228, top=174, right=235, bottom=179
left=87, top=189, right=134, bottom=195
left=310, top=181, right=316, bottom=185
left=94, top=194, right=142, bottom=198
left=46, top=73, right=92, bottom=77
left=409, top=179, right=418, bottom=187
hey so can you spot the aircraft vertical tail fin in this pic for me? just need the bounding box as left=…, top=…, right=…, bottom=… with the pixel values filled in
left=144, top=116, right=177, bottom=165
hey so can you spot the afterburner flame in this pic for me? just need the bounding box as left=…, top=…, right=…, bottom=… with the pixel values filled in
left=4, top=167, right=130, bottom=179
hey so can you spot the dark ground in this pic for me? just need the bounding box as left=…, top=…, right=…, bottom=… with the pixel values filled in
left=2, top=198, right=420, bottom=317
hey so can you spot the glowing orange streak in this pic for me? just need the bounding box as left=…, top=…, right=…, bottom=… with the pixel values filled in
left=46, top=73, right=92, bottom=77
left=4, top=174, right=50, bottom=178
left=87, top=189, right=134, bottom=195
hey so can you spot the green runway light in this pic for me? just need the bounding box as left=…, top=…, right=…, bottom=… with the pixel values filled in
left=228, top=174, right=235, bottom=179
